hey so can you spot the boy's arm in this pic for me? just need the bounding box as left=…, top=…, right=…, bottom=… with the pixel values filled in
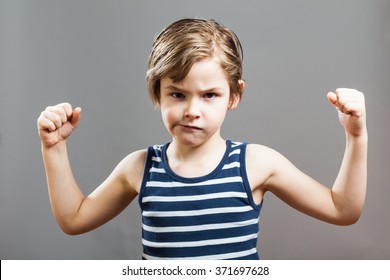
left=251, top=89, right=367, bottom=225
left=38, top=103, right=143, bottom=234
left=325, top=88, right=367, bottom=223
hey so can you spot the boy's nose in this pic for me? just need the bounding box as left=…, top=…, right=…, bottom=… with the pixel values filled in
left=184, top=99, right=201, bottom=119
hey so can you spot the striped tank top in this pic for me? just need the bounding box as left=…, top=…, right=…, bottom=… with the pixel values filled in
left=138, top=140, right=263, bottom=260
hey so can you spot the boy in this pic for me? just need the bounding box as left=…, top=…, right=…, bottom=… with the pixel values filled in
left=37, top=18, right=367, bottom=259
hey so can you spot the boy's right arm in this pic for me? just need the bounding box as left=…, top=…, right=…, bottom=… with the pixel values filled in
left=37, top=103, right=143, bottom=235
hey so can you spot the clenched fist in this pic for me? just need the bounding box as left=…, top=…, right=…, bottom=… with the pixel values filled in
left=327, top=88, right=367, bottom=137
left=37, top=103, right=81, bottom=148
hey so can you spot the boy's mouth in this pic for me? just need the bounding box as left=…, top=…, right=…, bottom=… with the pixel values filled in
left=178, top=124, right=202, bottom=131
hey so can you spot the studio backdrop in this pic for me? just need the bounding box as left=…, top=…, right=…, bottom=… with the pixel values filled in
left=1, top=0, right=389, bottom=259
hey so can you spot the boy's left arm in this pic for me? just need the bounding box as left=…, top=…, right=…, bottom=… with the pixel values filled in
left=260, top=88, right=367, bottom=225
left=326, top=88, right=368, bottom=224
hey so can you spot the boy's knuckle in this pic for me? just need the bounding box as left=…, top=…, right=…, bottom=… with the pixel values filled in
left=54, top=114, right=61, bottom=123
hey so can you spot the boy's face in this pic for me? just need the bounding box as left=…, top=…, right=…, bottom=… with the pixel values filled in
left=159, top=58, right=238, bottom=147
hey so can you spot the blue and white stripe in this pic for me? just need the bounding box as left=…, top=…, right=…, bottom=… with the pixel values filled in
left=138, top=140, right=263, bottom=260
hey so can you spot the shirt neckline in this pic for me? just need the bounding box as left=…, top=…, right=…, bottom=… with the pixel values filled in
left=161, top=140, right=232, bottom=183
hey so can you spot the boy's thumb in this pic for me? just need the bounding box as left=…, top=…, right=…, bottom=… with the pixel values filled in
left=326, top=92, right=337, bottom=107
left=70, top=107, right=82, bottom=128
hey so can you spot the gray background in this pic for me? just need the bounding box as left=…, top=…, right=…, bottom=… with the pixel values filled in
left=1, top=0, right=389, bottom=259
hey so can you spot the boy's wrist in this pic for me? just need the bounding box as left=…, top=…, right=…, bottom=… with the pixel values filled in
left=345, top=129, right=368, bottom=145
left=41, top=141, right=68, bottom=154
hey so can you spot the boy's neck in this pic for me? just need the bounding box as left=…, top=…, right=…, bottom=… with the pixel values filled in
left=166, top=135, right=227, bottom=178
left=168, top=135, right=226, bottom=160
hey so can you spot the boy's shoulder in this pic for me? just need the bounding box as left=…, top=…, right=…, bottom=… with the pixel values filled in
left=116, top=149, right=148, bottom=193
left=245, top=143, right=286, bottom=167
left=246, top=143, right=277, bottom=155
left=118, top=149, right=147, bottom=177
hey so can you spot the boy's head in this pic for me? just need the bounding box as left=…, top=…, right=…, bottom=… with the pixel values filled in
left=146, top=18, right=244, bottom=107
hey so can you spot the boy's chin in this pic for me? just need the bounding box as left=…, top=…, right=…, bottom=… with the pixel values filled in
left=171, top=136, right=206, bottom=148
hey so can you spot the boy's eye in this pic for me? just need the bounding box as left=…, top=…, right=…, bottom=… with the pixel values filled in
left=203, top=93, right=216, bottom=99
left=171, top=92, right=185, bottom=99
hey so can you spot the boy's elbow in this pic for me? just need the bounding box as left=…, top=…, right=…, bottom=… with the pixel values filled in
left=57, top=218, right=86, bottom=235
left=62, top=228, right=82, bottom=236
left=337, top=217, right=359, bottom=226
left=59, top=223, right=82, bottom=235
left=334, top=211, right=362, bottom=226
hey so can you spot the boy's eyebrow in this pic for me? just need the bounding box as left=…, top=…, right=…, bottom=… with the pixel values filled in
left=164, top=84, right=224, bottom=93
left=164, top=85, right=186, bottom=92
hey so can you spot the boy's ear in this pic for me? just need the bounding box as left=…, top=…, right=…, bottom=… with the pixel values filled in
left=228, top=80, right=245, bottom=110
left=228, top=94, right=240, bottom=110
left=238, top=79, right=245, bottom=92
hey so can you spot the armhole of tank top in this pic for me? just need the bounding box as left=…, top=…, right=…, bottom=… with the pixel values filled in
left=241, top=142, right=263, bottom=212
left=138, top=146, right=154, bottom=210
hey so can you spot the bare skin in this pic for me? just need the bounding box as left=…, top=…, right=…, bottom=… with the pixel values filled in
left=37, top=59, right=367, bottom=235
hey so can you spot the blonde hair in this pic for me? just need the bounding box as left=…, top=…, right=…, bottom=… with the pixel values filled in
left=146, top=18, right=244, bottom=106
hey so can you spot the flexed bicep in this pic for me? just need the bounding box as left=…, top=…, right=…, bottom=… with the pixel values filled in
left=56, top=150, right=146, bottom=235
left=260, top=148, right=348, bottom=225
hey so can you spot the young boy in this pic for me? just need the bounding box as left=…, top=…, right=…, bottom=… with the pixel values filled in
left=37, top=18, right=367, bottom=260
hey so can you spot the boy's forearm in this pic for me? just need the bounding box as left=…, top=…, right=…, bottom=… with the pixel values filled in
left=331, top=131, right=368, bottom=224
left=42, top=142, right=85, bottom=232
